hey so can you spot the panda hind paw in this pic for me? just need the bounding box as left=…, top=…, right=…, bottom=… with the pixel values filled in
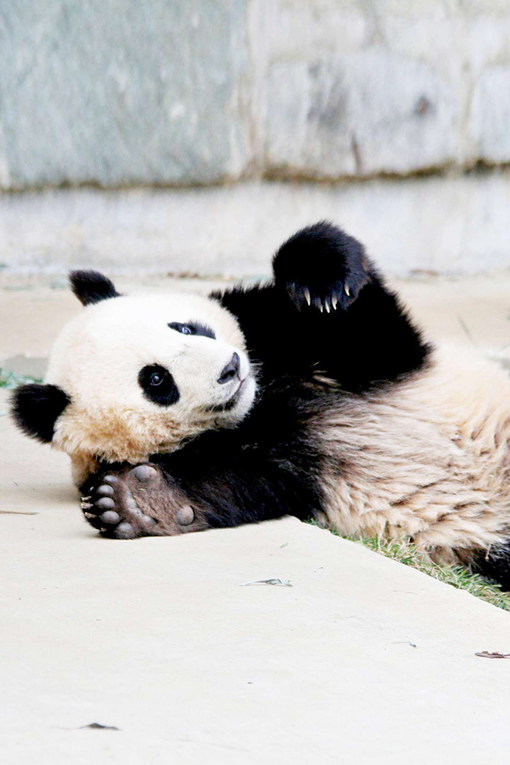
left=81, top=464, right=209, bottom=539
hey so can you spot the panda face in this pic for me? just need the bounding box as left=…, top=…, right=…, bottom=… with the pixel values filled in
left=42, top=292, right=256, bottom=475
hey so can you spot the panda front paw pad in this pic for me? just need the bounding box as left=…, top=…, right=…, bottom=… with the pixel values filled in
left=81, top=464, right=208, bottom=539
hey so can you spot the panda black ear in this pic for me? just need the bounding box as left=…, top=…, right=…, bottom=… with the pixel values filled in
left=10, top=384, right=70, bottom=443
left=69, top=270, right=120, bottom=306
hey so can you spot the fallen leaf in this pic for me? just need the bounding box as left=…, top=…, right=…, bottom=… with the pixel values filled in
left=0, top=510, right=39, bottom=515
left=240, top=578, right=292, bottom=587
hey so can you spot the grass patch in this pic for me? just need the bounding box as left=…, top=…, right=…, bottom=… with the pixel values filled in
left=354, top=536, right=510, bottom=611
left=0, top=369, right=41, bottom=389
left=318, top=523, right=510, bottom=611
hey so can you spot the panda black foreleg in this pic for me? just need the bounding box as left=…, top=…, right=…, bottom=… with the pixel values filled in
left=170, top=459, right=320, bottom=531
left=81, top=437, right=322, bottom=538
left=261, top=222, right=431, bottom=390
left=157, top=410, right=324, bottom=531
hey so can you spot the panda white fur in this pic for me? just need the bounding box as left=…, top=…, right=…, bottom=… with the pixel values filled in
left=11, top=223, right=510, bottom=588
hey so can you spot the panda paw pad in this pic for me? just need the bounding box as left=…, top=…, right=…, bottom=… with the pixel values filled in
left=81, top=464, right=208, bottom=539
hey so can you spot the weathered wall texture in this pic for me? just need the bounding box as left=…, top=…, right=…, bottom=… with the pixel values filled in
left=0, top=0, right=248, bottom=188
left=252, top=0, right=510, bottom=178
left=1, top=0, right=510, bottom=189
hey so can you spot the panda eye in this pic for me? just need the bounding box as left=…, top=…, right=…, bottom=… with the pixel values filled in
left=149, top=372, right=164, bottom=386
left=170, top=323, right=195, bottom=335
left=168, top=322, right=215, bottom=339
left=138, top=364, right=180, bottom=406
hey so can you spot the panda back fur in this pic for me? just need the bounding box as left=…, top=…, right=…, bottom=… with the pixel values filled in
left=317, top=344, right=510, bottom=563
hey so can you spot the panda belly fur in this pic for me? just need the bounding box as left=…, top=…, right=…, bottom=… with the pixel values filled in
left=316, top=344, right=510, bottom=565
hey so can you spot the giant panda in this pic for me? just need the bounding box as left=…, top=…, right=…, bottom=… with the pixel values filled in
left=10, top=222, right=510, bottom=589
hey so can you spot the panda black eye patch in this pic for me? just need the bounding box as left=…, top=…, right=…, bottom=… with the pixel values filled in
left=168, top=322, right=215, bottom=339
left=138, top=364, right=180, bottom=406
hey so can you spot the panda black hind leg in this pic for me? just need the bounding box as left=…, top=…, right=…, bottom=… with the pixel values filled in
left=471, top=541, right=510, bottom=592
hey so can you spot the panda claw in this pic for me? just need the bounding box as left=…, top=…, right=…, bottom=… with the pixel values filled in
left=304, top=288, right=311, bottom=306
left=324, top=298, right=331, bottom=313
left=331, top=296, right=338, bottom=310
left=82, top=512, right=106, bottom=531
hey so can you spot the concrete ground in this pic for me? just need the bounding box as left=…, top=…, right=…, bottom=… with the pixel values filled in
left=2, top=275, right=510, bottom=763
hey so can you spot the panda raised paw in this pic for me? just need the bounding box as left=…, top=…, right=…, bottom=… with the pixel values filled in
left=273, top=221, right=373, bottom=312
left=81, top=464, right=209, bottom=539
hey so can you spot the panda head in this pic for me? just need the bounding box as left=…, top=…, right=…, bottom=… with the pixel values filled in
left=11, top=271, right=256, bottom=485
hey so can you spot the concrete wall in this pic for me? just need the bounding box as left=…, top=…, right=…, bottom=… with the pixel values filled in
left=1, top=0, right=510, bottom=189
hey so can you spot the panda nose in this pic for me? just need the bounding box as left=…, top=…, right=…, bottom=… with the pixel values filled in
left=217, top=352, right=240, bottom=384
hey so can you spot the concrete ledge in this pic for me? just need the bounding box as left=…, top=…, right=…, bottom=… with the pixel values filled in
left=2, top=386, right=510, bottom=763
left=3, top=268, right=510, bottom=762
left=1, top=174, right=510, bottom=278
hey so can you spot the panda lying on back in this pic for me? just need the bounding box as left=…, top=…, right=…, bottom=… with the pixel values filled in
left=11, top=223, right=510, bottom=588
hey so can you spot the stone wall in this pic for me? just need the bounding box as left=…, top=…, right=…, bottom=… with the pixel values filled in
left=1, top=1, right=510, bottom=276
left=250, top=0, right=510, bottom=179
left=1, top=0, right=510, bottom=189
left=0, top=0, right=248, bottom=188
